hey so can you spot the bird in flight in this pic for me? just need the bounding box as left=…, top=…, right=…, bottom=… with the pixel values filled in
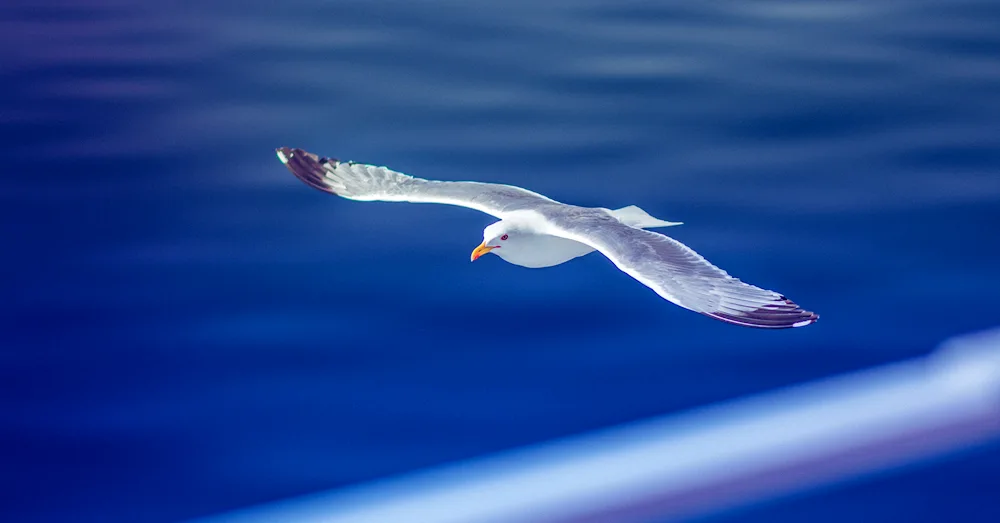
left=276, top=147, right=818, bottom=329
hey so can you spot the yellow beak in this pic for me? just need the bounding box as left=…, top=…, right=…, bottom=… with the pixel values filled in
left=470, top=242, right=495, bottom=262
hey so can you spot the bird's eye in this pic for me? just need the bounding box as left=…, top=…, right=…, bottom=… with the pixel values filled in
left=500, top=234, right=509, bottom=241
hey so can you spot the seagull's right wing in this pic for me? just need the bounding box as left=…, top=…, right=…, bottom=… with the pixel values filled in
left=541, top=209, right=819, bottom=329
left=277, top=147, right=556, bottom=218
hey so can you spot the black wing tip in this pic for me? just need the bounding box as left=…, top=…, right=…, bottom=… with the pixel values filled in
left=275, top=147, right=340, bottom=194
left=704, top=299, right=819, bottom=330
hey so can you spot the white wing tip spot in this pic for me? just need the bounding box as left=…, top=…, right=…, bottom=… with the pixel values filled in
left=276, top=149, right=289, bottom=164
left=793, top=319, right=815, bottom=328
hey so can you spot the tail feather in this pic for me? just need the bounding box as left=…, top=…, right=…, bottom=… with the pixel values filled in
left=611, top=205, right=682, bottom=229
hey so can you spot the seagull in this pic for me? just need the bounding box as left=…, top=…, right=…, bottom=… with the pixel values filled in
left=276, top=147, right=818, bottom=329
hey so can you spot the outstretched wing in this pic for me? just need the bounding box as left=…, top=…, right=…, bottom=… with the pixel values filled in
left=541, top=209, right=818, bottom=329
left=277, top=147, right=556, bottom=218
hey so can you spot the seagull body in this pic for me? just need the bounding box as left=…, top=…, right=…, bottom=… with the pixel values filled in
left=477, top=207, right=677, bottom=268
left=277, top=147, right=818, bottom=329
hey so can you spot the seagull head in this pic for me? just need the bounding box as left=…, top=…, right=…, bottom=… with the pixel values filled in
left=471, top=222, right=512, bottom=261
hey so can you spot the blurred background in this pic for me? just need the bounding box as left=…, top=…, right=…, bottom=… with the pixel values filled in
left=2, top=0, right=999, bottom=521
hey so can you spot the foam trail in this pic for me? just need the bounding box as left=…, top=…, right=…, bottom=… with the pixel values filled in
left=194, top=328, right=1000, bottom=523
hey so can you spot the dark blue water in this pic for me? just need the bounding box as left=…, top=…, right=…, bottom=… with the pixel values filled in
left=3, top=1, right=1000, bottom=521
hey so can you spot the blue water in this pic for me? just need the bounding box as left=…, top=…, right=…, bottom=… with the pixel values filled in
left=3, top=1, right=1000, bottom=521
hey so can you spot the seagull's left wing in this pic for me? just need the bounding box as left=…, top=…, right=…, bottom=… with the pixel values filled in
left=540, top=208, right=819, bottom=329
left=277, top=147, right=555, bottom=218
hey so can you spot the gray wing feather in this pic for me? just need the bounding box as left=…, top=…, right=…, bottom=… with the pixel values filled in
left=277, top=147, right=554, bottom=218
left=542, top=209, right=818, bottom=329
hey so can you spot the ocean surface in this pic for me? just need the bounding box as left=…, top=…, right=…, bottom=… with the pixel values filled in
left=3, top=1, right=1000, bottom=521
